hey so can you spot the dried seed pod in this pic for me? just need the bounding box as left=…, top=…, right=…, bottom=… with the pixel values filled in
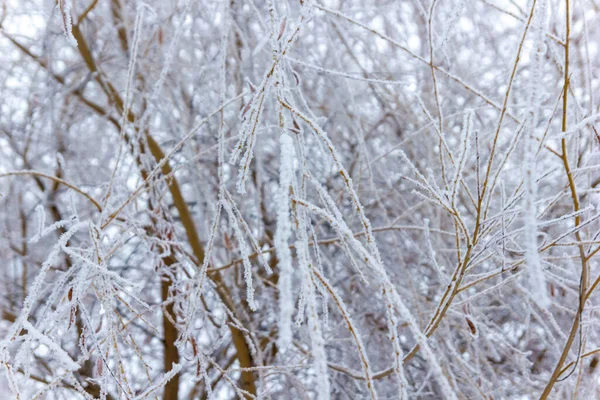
left=466, top=317, right=478, bottom=337
left=96, top=358, right=103, bottom=376
left=589, top=356, right=599, bottom=373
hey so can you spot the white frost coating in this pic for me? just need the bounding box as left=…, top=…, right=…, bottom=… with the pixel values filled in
left=3, top=222, right=86, bottom=344
left=231, top=80, right=270, bottom=195
left=391, top=290, right=458, bottom=400
left=282, top=104, right=381, bottom=262
left=132, top=363, right=182, bottom=399
left=306, top=279, right=330, bottom=400
left=524, top=199, right=549, bottom=308
left=225, top=190, right=272, bottom=275
left=297, top=232, right=330, bottom=398
left=296, top=185, right=423, bottom=398
left=231, top=3, right=311, bottom=195
left=30, top=204, right=46, bottom=244
left=105, top=6, right=145, bottom=209
left=276, top=134, right=296, bottom=350
left=292, top=178, right=330, bottom=399
left=315, top=269, right=379, bottom=399
left=384, top=288, right=409, bottom=399
left=523, top=0, right=550, bottom=308
left=59, top=0, right=78, bottom=46
left=223, top=197, right=257, bottom=310
left=436, top=0, right=465, bottom=50
left=295, top=277, right=307, bottom=327
left=30, top=219, right=75, bottom=244
left=22, top=321, right=79, bottom=371
left=236, top=92, right=267, bottom=195
left=451, top=110, right=472, bottom=206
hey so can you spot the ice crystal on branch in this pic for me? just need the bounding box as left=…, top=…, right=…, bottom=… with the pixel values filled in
left=1, top=0, right=599, bottom=398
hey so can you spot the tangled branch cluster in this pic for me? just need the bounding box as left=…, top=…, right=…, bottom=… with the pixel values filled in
left=1, top=0, right=599, bottom=398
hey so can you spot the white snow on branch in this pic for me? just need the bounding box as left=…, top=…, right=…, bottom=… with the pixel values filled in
left=58, top=0, right=77, bottom=46
left=22, top=321, right=79, bottom=371
left=523, top=0, right=550, bottom=308
left=132, top=363, right=182, bottom=399
left=276, top=134, right=296, bottom=350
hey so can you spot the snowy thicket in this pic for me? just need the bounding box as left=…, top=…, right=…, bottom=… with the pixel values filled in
left=1, top=0, right=600, bottom=398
